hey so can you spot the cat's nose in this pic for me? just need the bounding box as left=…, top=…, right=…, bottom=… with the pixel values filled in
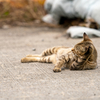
left=89, top=46, right=91, bottom=48
left=85, top=47, right=88, bottom=50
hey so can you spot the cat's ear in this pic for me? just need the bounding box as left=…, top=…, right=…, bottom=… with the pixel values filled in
left=83, top=32, right=91, bottom=41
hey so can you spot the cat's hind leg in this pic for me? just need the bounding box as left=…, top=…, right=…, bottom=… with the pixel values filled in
left=26, top=55, right=41, bottom=57
left=21, top=54, right=56, bottom=64
left=21, top=56, right=41, bottom=63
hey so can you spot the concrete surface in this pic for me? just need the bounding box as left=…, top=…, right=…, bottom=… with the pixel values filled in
left=0, top=27, right=100, bottom=100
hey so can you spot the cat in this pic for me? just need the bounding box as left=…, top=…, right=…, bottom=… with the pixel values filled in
left=21, top=33, right=97, bottom=72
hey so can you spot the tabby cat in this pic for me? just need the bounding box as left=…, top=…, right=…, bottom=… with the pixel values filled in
left=21, top=33, right=97, bottom=72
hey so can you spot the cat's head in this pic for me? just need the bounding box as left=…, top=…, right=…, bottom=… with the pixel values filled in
left=74, top=33, right=93, bottom=55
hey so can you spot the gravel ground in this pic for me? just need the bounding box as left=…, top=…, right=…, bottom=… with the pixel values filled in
left=0, top=27, right=100, bottom=100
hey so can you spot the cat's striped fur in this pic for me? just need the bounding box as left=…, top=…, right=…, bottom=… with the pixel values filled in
left=21, top=33, right=97, bottom=72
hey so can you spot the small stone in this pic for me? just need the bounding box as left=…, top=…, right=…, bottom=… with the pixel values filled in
left=32, top=48, right=36, bottom=51
left=41, top=39, right=44, bottom=42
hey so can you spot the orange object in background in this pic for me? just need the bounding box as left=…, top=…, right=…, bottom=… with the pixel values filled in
left=33, top=0, right=45, bottom=5
left=0, top=0, right=46, bottom=7
left=0, top=0, right=28, bottom=8
left=0, top=0, right=10, bottom=2
left=9, top=0, right=28, bottom=8
left=0, top=0, right=45, bottom=8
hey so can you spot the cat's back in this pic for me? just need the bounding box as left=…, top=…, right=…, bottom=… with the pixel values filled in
left=57, top=47, right=73, bottom=56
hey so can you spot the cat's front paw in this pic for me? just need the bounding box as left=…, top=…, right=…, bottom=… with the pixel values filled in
left=21, top=57, right=28, bottom=63
left=70, top=65, right=76, bottom=70
left=53, top=67, right=61, bottom=72
left=70, top=63, right=79, bottom=70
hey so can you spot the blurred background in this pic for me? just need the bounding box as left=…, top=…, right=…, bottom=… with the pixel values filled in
left=0, top=0, right=99, bottom=38
left=0, top=0, right=46, bottom=27
left=0, top=0, right=84, bottom=29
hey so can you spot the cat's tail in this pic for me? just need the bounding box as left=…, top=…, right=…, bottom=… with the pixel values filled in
left=41, top=46, right=67, bottom=56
